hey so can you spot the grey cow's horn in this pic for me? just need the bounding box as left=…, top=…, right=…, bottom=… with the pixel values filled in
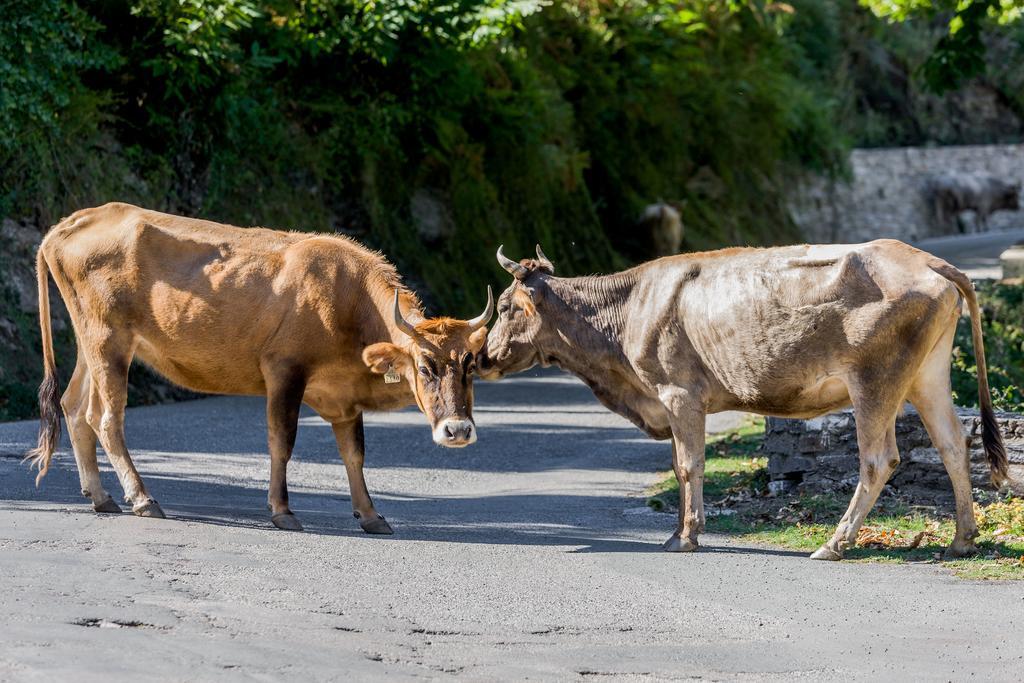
left=393, top=289, right=422, bottom=340
left=465, top=286, right=494, bottom=331
left=535, top=244, right=554, bottom=273
left=496, top=245, right=529, bottom=279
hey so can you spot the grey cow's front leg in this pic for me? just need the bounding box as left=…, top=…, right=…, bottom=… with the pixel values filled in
left=660, top=398, right=707, bottom=552
left=331, top=414, right=393, bottom=535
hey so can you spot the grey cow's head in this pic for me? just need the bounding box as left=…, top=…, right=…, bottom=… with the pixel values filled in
left=477, top=245, right=557, bottom=380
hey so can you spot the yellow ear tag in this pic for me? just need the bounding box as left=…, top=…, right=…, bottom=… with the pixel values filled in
left=383, top=365, right=401, bottom=384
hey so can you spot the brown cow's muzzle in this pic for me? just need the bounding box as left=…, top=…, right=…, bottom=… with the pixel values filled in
left=433, top=418, right=476, bottom=447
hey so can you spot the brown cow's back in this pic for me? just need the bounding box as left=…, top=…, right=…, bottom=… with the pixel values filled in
left=43, top=203, right=394, bottom=396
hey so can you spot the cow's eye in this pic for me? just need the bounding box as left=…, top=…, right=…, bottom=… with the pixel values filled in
left=498, top=303, right=510, bottom=316
left=418, top=363, right=435, bottom=378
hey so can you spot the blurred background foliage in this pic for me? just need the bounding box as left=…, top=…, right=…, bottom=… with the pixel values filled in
left=2, top=0, right=1024, bottom=417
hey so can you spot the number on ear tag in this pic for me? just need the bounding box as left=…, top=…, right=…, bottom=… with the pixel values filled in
left=383, top=366, right=401, bottom=384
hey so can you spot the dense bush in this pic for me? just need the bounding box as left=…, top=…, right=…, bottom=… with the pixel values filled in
left=1, top=0, right=849, bottom=315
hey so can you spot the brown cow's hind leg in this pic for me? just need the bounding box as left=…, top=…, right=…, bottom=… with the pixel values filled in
left=85, top=339, right=163, bottom=518
left=264, top=364, right=305, bottom=531
left=61, top=353, right=119, bottom=513
left=331, top=414, right=392, bottom=535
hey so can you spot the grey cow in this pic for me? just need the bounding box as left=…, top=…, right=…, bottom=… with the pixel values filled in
left=925, top=172, right=1020, bottom=233
left=478, top=242, right=1010, bottom=561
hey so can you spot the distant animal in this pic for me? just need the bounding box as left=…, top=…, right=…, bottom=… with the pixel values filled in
left=480, top=242, right=1009, bottom=560
left=26, top=203, right=492, bottom=532
left=640, top=203, right=684, bottom=257
left=925, top=172, right=1020, bottom=233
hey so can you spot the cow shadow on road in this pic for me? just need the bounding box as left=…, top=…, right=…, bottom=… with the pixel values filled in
left=0, top=369, right=799, bottom=558
left=0, top=456, right=806, bottom=559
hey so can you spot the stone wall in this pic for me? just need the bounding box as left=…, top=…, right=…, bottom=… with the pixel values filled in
left=763, top=408, right=1024, bottom=503
left=790, top=144, right=1024, bottom=243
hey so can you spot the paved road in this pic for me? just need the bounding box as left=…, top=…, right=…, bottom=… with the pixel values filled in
left=1, top=370, right=1023, bottom=682
left=915, top=227, right=1024, bottom=279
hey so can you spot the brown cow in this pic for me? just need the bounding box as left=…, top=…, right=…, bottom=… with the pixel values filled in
left=25, top=202, right=492, bottom=532
left=479, top=242, right=1010, bottom=560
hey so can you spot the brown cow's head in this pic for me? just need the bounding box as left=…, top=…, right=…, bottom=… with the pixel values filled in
left=477, top=245, right=555, bottom=380
left=362, top=289, right=492, bottom=447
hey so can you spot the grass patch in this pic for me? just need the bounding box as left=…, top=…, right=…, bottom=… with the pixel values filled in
left=646, top=418, right=1024, bottom=580
left=647, top=416, right=768, bottom=507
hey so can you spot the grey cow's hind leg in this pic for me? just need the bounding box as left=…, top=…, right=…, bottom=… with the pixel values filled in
left=909, top=322, right=981, bottom=558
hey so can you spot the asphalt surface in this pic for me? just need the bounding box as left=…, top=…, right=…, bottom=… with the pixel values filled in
left=915, top=227, right=1024, bottom=278
left=1, top=368, right=1023, bottom=681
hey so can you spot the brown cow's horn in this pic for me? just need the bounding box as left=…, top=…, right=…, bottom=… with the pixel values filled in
left=465, top=285, right=494, bottom=331
left=535, top=244, right=554, bottom=273
left=393, top=289, right=422, bottom=340
left=497, top=245, right=528, bottom=279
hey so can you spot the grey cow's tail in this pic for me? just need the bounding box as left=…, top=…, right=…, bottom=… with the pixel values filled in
left=24, top=247, right=61, bottom=486
left=930, top=259, right=1010, bottom=487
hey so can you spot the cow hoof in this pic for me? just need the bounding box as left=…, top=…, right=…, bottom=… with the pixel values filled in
left=359, top=514, right=394, bottom=535
left=810, top=545, right=843, bottom=561
left=944, top=543, right=979, bottom=559
left=93, top=498, right=122, bottom=514
left=662, top=535, right=698, bottom=552
left=133, top=500, right=165, bottom=519
left=271, top=512, right=304, bottom=531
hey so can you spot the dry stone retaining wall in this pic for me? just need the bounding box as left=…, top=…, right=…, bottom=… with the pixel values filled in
left=790, top=144, right=1024, bottom=243
left=763, top=407, right=1024, bottom=503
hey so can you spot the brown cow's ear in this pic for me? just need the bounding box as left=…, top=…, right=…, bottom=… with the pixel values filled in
left=468, top=327, right=488, bottom=353
left=512, top=287, right=536, bottom=317
left=362, top=343, right=412, bottom=374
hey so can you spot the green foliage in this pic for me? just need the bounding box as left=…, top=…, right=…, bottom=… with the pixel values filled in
left=0, top=0, right=849, bottom=317
left=0, top=0, right=117, bottom=140
left=860, top=0, right=1024, bottom=93
left=952, top=282, right=1024, bottom=413
left=0, top=0, right=121, bottom=218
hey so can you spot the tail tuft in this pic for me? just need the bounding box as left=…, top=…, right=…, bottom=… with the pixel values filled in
left=929, top=257, right=1012, bottom=489
left=23, top=371, right=61, bottom=486
left=981, top=404, right=1010, bottom=487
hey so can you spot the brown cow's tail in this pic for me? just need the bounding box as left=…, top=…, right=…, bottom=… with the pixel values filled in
left=24, top=247, right=61, bottom=486
left=930, top=259, right=1010, bottom=487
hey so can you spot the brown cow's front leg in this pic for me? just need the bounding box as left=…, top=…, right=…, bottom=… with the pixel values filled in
left=661, top=402, right=707, bottom=552
left=331, top=415, right=393, bottom=535
left=264, top=365, right=306, bottom=531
